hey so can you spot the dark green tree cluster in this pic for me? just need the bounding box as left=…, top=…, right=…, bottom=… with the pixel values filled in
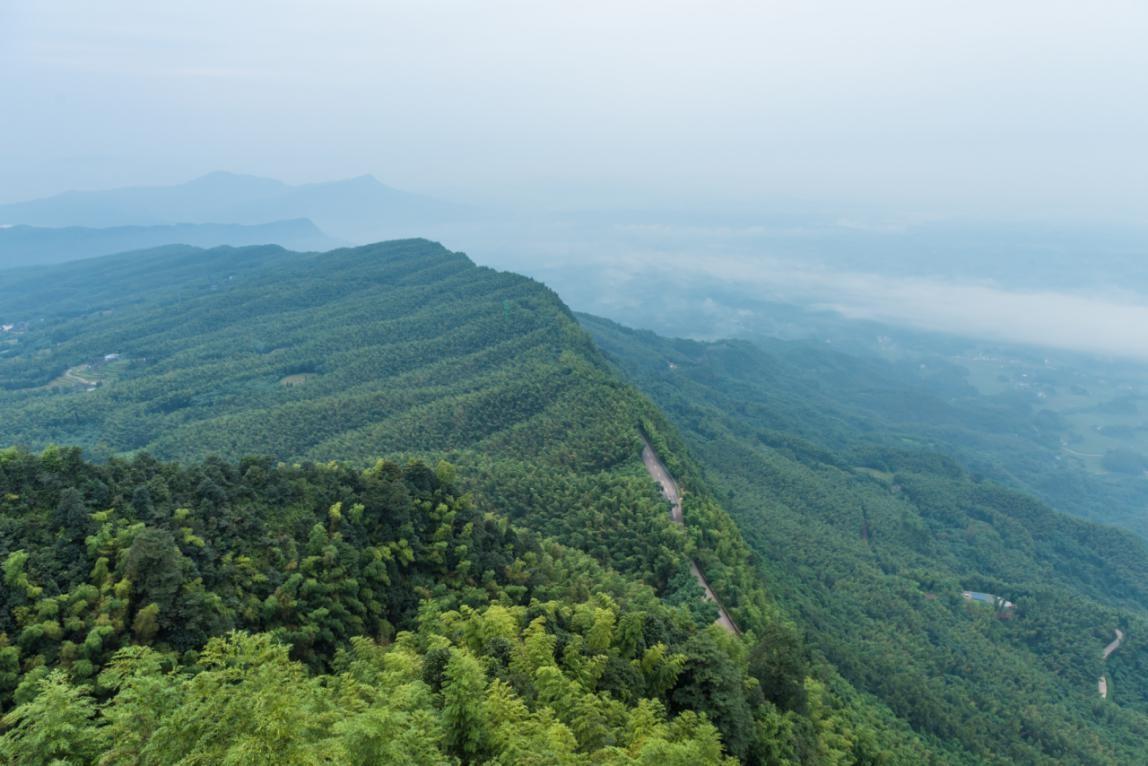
left=0, top=447, right=882, bottom=764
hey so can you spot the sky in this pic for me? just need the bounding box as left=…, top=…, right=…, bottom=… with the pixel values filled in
left=3, top=1, right=1147, bottom=359
left=2, top=0, right=1147, bottom=220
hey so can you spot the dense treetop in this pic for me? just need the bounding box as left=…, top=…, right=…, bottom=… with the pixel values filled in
left=0, top=449, right=787, bottom=764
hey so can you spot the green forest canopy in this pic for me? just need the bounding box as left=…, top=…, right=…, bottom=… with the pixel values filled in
left=2, top=240, right=1148, bottom=762
left=0, top=241, right=941, bottom=764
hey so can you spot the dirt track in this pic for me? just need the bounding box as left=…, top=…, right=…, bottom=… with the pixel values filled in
left=642, top=442, right=740, bottom=635
left=64, top=368, right=98, bottom=387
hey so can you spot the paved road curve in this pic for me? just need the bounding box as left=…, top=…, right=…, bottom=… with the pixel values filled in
left=1099, top=628, right=1125, bottom=700
left=1103, top=628, right=1125, bottom=661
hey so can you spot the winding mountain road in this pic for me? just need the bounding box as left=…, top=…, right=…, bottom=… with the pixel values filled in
left=1099, top=628, right=1125, bottom=700
left=1103, top=628, right=1125, bottom=661
left=642, top=441, right=741, bottom=635
left=64, top=367, right=98, bottom=387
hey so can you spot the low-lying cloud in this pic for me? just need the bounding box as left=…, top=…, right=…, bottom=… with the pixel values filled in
left=479, top=233, right=1148, bottom=360
left=668, top=253, right=1148, bottom=360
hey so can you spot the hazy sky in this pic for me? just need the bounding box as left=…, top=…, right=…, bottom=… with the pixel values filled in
left=2, top=1, right=1147, bottom=219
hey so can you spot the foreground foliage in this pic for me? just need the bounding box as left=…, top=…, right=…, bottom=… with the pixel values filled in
left=0, top=449, right=911, bottom=764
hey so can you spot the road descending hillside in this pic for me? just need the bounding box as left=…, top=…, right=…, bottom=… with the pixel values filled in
left=1100, top=628, right=1126, bottom=700
left=643, top=441, right=740, bottom=635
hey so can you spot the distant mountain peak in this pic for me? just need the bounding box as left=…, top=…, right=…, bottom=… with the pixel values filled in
left=302, top=173, right=391, bottom=192
left=189, top=170, right=283, bottom=183
left=0, top=172, right=467, bottom=240
left=182, top=171, right=288, bottom=192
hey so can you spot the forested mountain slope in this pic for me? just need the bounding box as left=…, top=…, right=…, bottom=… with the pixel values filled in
left=640, top=313, right=1148, bottom=539
left=0, top=241, right=942, bottom=763
left=0, top=241, right=741, bottom=611
left=583, top=314, right=1148, bottom=765
left=1, top=239, right=630, bottom=465
left=0, top=450, right=750, bottom=764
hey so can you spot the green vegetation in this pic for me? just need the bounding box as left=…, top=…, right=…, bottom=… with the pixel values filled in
left=0, top=449, right=762, bottom=764
left=584, top=313, right=1148, bottom=765
left=579, top=278, right=1148, bottom=539
left=0, top=240, right=754, bottom=621
left=763, top=331, right=1148, bottom=539
left=954, top=348, right=1148, bottom=489
left=1102, top=447, right=1148, bottom=476
left=0, top=241, right=942, bottom=763
left=8, top=238, right=1148, bottom=761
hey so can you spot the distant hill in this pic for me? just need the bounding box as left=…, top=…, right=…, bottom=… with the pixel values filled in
left=0, top=172, right=468, bottom=242
left=0, top=219, right=340, bottom=269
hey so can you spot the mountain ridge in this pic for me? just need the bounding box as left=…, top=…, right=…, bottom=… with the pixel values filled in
left=0, top=173, right=468, bottom=242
